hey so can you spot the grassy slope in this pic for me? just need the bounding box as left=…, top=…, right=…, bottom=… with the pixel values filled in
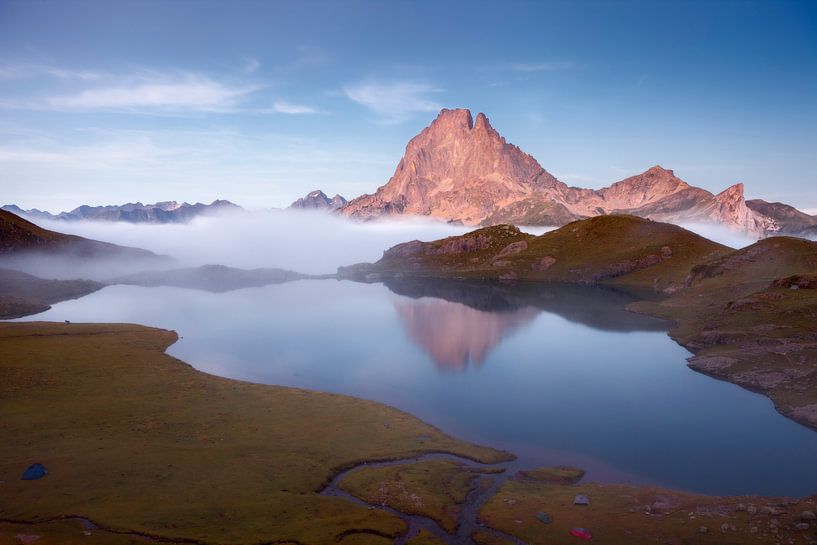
left=341, top=215, right=730, bottom=291
left=0, top=209, right=157, bottom=259
left=0, top=322, right=510, bottom=545
left=479, top=470, right=817, bottom=545
left=632, top=236, right=817, bottom=429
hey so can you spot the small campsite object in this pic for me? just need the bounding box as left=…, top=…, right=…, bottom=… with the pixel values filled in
left=21, top=463, right=47, bottom=480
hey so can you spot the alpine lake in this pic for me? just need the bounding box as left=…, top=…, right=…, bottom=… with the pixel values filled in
left=18, top=277, right=817, bottom=497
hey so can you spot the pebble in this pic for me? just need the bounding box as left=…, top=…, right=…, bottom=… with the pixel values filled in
left=698, top=526, right=709, bottom=534
left=720, top=522, right=730, bottom=532
left=761, top=506, right=777, bottom=515
left=802, top=510, right=817, bottom=521
left=736, top=503, right=747, bottom=511
left=747, top=505, right=758, bottom=515
left=796, top=523, right=810, bottom=531
left=750, top=526, right=758, bottom=534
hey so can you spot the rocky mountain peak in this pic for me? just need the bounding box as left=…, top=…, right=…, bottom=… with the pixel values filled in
left=339, top=108, right=804, bottom=237
left=290, top=190, right=347, bottom=211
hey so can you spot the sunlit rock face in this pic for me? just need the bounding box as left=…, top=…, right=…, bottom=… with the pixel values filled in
left=393, top=297, right=539, bottom=371
left=340, top=108, right=807, bottom=236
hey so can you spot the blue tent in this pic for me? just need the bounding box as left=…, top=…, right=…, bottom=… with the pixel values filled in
left=21, top=463, right=47, bottom=480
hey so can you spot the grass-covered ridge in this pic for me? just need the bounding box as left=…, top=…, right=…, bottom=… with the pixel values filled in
left=338, top=215, right=730, bottom=290
left=0, top=322, right=510, bottom=544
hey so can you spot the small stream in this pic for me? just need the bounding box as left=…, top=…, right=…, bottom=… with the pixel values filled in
left=320, top=452, right=530, bottom=545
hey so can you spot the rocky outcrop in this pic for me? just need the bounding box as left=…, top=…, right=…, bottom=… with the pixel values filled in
left=289, top=190, right=347, bottom=211
left=746, top=199, right=817, bottom=235
left=340, top=108, right=806, bottom=237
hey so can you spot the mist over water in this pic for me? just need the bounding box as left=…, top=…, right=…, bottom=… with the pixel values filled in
left=31, top=209, right=471, bottom=276
left=8, top=210, right=772, bottom=283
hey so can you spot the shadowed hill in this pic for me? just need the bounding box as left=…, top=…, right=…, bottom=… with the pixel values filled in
left=0, top=268, right=103, bottom=319
left=339, top=215, right=731, bottom=291
left=0, top=209, right=171, bottom=280
left=111, top=264, right=314, bottom=292
left=0, top=209, right=160, bottom=259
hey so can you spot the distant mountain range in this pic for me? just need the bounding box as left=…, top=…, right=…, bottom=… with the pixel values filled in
left=2, top=199, right=240, bottom=224
left=289, top=190, right=347, bottom=211
left=338, top=108, right=816, bottom=237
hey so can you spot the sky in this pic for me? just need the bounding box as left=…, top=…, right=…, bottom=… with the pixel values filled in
left=1, top=0, right=816, bottom=212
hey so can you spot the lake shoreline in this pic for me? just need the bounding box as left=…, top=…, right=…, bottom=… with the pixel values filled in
left=2, top=320, right=817, bottom=545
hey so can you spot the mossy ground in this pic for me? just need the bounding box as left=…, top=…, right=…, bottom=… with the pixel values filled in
left=339, top=459, right=502, bottom=533
left=0, top=322, right=509, bottom=545
left=479, top=469, right=817, bottom=545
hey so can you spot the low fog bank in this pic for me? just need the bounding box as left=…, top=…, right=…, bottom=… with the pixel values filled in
left=0, top=252, right=173, bottom=281
left=2, top=211, right=779, bottom=282
left=678, top=223, right=757, bottom=249
left=30, top=210, right=471, bottom=276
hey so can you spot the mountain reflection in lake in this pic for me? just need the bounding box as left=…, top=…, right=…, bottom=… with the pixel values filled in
left=387, top=280, right=667, bottom=371
left=17, top=278, right=817, bottom=496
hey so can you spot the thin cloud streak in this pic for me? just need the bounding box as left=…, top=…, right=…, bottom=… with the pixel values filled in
left=48, top=78, right=257, bottom=112
left=0, top=66, right=263, bottom=114
left=270, top=100, right=318, bottom=114
left=0, top=63, right=107, bottom=81
left=344, top=81, right=442, bottom=124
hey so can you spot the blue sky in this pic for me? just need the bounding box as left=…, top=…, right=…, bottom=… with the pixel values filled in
left=1, top=0, right=815, bottom=212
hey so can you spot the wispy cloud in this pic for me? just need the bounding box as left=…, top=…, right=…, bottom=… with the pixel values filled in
left=0, top=63, right=107, bottom=81
left=47, top=75, right=258, bottom=113
left=0, top=68, right=262, bottom=114
left=344, top=81, right=442, bottom=123
left=269, top=100, right=318, bottom=114
left=508, top=61, right=575, bottom=72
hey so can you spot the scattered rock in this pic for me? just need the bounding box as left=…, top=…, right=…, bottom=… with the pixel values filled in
left=720, top=522, right=730, bottom=532
left=573, top=494, right=590, bottom=506
left=736, top=503, right=747, bottom=512
left=536, top=511, right=552, bottom=524
left=747, top=505, right=758, bottom=514
left=801, top=510, right=817, bottom=521
left=796, top=522, right=810, bottom=531
left=14, top=536, right=40, bottom=544
left=698, top=526, right=709, bottom=534
left=531, top=256, right=556, bottom=271
left=495, top=240, right=528, bottom=258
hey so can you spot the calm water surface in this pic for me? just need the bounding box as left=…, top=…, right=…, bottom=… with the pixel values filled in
left=20, top=279, right=817, bottom=496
